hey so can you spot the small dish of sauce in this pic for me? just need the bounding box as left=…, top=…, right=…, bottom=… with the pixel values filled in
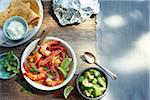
left=3, top=16, right=28, bottom=41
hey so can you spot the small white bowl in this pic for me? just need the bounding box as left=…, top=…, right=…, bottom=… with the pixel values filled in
left=21, top=36, right=77, bottom=91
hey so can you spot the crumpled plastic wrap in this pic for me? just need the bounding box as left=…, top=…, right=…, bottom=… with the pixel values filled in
left=52, top=0, right=100, bottom=26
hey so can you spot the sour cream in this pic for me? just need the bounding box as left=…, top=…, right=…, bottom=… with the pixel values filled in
left=6, top=20, right=26, bottom=40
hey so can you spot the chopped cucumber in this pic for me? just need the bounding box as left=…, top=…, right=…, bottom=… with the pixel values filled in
left=84, top=83, right=93, bottom=88
left=100, top=87, right=106, bottom=91
left=87, top=88, right=94, bottom=94
left=79, top=69, right=107, bottom=98
left=82, top=78, right=93, bottom=88
left=90, top=94, right=94, bottom=98
left=89, top=75, right=94, bottom=80
left=89, top=69, right=100, bottom=77
left=92, top=78, right=97, bottom=84
left=102, top=76, right=106, bottom=81
left=84, top=90, right=90, bottom=97
left=97, top=77, right=106, bottom=87
left=79, top=76, right=84, bottom=83
left=85, top=71, right=91, bottom=78
left=93, top=84, right=103, bottom=96
left=85, top=71, right=94, bottom=80
left=81, top=85, right=84, bottom=90
left=82, top=78, right=89, bottom=86
left=85, top=83, right=93, bottom=88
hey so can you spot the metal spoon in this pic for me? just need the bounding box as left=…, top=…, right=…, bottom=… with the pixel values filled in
left=81, top=52, right=117, bottom=80
left=32, top=27, right=51, bottom=52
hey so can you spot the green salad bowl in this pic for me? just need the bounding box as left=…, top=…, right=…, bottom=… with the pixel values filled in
left=0, top=53, right=20, bottom=79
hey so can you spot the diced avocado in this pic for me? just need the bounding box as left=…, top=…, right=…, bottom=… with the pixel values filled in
left=89, top=75, right=94, bottom=80
left=92, top=78, right=97, bottom=84
left=85, top=83, right=93, bottom=88
left=80, top=85, right=84, bottom=90
left=89, top=69, right=95, bottom=74
left=100, top=87, right=106, bottom=91
left=93, top=84, right=103, bottom=97
left=84, top=90, right=90, bottom=97
left=90, top=94, right=94, bottom=98
left=89, top=78, right=93, bottom=82
left=89, top=69, right=101, bottom=77
left=84, top=71, right=94, bottom=80
left=82, top=78, right=93, bottom=88
left=84, top=71, right=91, bottom=78
left=82, top=78, right=89, bottom=86
left=79, top=76, right=84, bottom=83
left=87, top=88, right=94, bottom=94
left=102, top=76, right=106, bottom=81
left=97, top=77, right=106, bottom=87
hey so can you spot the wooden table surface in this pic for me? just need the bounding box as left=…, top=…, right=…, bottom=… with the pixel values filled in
left=0, top=1, right=96, bottom=100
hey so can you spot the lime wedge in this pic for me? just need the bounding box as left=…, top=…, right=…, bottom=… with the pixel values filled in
left=58, top=58, right=72, bottom=78
left=57, top=67, right=67, bottom=78
left=60, top=58, right=72, bottom=70
left=64, top=85, right=74, bottom=99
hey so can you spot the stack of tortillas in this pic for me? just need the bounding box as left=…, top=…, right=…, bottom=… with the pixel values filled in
left=0, top=0, right=40, bottom=28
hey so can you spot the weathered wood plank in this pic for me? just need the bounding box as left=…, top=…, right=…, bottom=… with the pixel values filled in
left=0, top=0, right=96, bottom=99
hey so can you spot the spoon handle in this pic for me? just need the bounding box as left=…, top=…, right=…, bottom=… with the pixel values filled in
left=95, top=62, right=117, bottom=80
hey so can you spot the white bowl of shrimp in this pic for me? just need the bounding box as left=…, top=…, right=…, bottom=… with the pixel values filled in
left=21, top=36, right=77, bottom=91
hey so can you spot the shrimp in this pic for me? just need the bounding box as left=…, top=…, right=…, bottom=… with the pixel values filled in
left=40, top=51, right=55, bottom=66
left=45, top=71, right=64, bottom=86
left=40, top=41, right=60, bottom=56
left=28, top=51, right=42, bottom=62
left=45, top=78, right=63, bottom=86
left=23, top=63, right=30, bottom=73
left=24, top=67, right=47, bottom=81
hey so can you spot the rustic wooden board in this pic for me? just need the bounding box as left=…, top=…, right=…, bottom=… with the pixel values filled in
left=0, top=1, right=96, bottom=100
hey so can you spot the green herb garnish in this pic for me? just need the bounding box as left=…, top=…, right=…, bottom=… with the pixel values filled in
left=46, top=72, right=54, bottom=79
left=30, top=67, right=39, bottom=72
left=0, top=51, right=20, bottom=75
left=44, top=66, right=49, bottom=71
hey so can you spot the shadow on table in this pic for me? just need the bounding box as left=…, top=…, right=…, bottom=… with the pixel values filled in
left=15, top=73, right=80, bottom=98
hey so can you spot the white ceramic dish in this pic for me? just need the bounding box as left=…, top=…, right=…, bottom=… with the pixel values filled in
left=0, top=0, right=43, bottom=47
left=21, top=37, right=77, bottom=91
